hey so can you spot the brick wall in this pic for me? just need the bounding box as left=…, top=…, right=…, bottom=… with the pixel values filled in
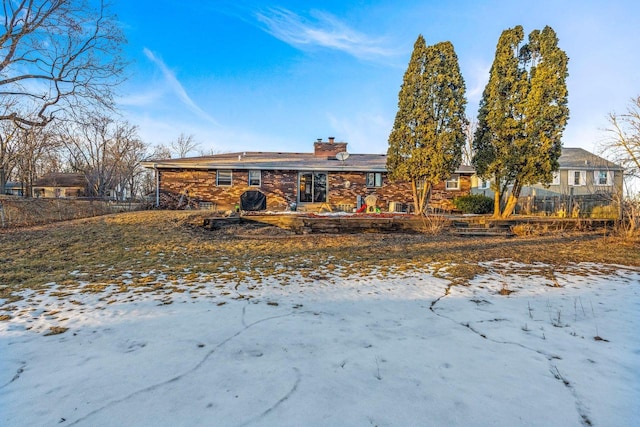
left=158, top=168, right=470, bottom=212
left=313, top=141, right=348, bottom=158
left=158, top=169, right=299, bottom=211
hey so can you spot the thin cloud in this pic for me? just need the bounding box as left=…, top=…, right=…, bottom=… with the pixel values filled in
left=254, top=7, right=399, bottom=61
left=143, top=48, right=219, bottom=126
left=117, top=90, right=162, bottom=107
left=466, top=62, right=491, bottom=104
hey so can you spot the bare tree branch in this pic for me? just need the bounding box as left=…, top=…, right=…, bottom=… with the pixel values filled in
left=603, top=96, right=640, bottom=180
left=170, top=133, right=200, bottom=158
left=0, top=0, right=127, bottom=128
left=60, top=114, right=147, bottom=198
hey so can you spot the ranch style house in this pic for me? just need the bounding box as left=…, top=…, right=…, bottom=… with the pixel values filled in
left=142, top=137, right=474, bottom=213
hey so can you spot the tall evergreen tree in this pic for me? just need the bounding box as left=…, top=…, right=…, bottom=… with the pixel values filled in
left=387, top=36, right=467, bottom=215
left=473, top=25, right=569, bottom=218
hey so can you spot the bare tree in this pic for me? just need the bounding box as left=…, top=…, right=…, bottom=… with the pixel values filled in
left=604, top=96, right=640, bottom=180
left=13, top=126, right=61, bottom=196
left=0, top=114, right=19, bottom=192
left=62, top=115, right=145, bottom=198
left=112, top=136, right=148, bottom=200
left=462, top=116, right=477, bottom=166
left=152, top=143, right=172, bottom=159
left=170, top=133, right=199, bottom=158
left=0, top=0, right=126, bottom=128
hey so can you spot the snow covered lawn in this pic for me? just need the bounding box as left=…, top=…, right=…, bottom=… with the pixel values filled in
left=1, top=262, right=638, bottom=426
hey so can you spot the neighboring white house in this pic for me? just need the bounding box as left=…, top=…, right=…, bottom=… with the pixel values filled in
left=471, top=148, right=624, bottom=198
left=470, top=147, right=624, bottom=216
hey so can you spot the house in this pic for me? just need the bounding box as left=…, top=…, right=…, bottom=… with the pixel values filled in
left=471, top=147, right=624, bottom=215
left=32, top=173, right=87, bottom=198
left=142, top=138, right=474, bottom=212
left=3, top=182, right=24, bottom=196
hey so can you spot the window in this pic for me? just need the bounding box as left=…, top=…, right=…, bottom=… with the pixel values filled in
left=217, top=170, right=232, bottom=186
left=594, top=170, right=612, bottom=186
left=551, top=172, right=560, bottom=186
left=248, top=170, right=261, bottom=187
left=478, top=178, right=491, bottom=189
left=445, top=174, right=460, bottom=190
left=366, top=172, right=382, bottom=187
left=568, top=170, right=585, bottom=186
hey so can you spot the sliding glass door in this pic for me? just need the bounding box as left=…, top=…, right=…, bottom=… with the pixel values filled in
left=298, top=172, right=327, bottom=203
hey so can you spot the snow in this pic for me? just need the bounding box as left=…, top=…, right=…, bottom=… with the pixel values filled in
left=1, top=263, right=639, bottom=426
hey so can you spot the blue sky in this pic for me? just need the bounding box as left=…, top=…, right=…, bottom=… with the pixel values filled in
left=114, top=0, right=640, bottom=158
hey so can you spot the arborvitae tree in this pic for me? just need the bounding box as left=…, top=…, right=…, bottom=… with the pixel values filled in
left=473, top=26, right=527, bottom=216
left=387, top=36, right=467, bottom=215
left=473, top=25, right=569, bottom=218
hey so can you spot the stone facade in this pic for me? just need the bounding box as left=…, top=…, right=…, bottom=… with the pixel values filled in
left=158, top=168, right=471, bottom=212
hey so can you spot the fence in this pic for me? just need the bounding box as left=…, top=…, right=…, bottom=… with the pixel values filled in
left=515, top=193, right=619, bottom=218
left=0, top=197, right=144, bottom=228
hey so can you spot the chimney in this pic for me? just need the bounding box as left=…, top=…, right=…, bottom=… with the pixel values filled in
left=313, top=137, right=348, bottom=158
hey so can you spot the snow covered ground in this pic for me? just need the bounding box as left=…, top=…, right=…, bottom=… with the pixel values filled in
left=1, top=262, right=639, bottom=426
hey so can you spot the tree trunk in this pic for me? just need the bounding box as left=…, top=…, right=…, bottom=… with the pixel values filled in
left=493, top=190, right=501, bottom=218
left=412, top=180, right=432, bottom=216
left=422, top=182, right=433, bottom=215
left=502, top=194, right=518, bottom=218
left=411, top=181, right=420, bottom=216
left=492, top=176, right=502, bottom=218
left=501, top=181, right=522, bottom=218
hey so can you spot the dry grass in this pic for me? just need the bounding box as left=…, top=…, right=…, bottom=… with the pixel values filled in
left=1, top=210, right=638, bottom=304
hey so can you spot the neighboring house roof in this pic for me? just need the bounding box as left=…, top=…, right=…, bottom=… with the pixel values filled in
left=33, top=173, right=86, bottom=187
left=142, top=151, right=475, bottom=174
left=558, top=148, right=623, bottom=170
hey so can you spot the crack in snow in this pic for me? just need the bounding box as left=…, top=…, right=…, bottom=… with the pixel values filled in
left=67, top=308, right=296, bottom=426
left=238, top=367, right=301, bottom=427
left=0, top=361, right=26, bottom=390
left=429, top=279, right=593, bottom=427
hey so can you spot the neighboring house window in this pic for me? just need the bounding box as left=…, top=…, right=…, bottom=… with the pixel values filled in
left=594, top=170, right=612, bottom=186
left=249, top=170, right=261, bottom=187
left=568, top=170, right=586, bottom=186
left=366, top=172, right=382, bottom=187
left=478, top=178, right=491, bottom=189
left=217, top=170, right=232, bottom=186
left=551, top=172, right=560, bottom=186
left=446, top=174, right=460, bottom=190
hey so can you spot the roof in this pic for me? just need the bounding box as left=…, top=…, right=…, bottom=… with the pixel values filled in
left=143, top=146, right=620, bottom=175
left=33, top=173, right=86, bottom=188
left=142, top=151, right=475, bottom=174
left=559, top=148, right=623, bottom=170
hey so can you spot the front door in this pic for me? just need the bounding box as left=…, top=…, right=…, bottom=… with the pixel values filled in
left=299, top=172, right=327, bottom=203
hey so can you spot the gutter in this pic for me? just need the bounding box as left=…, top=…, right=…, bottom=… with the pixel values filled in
left=154, top=164, right=159, bottom=208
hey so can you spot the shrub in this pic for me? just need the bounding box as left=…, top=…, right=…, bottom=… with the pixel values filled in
left=452, top=194, right=493, bottom=214
left=590, top=205, right=619, bottom=219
